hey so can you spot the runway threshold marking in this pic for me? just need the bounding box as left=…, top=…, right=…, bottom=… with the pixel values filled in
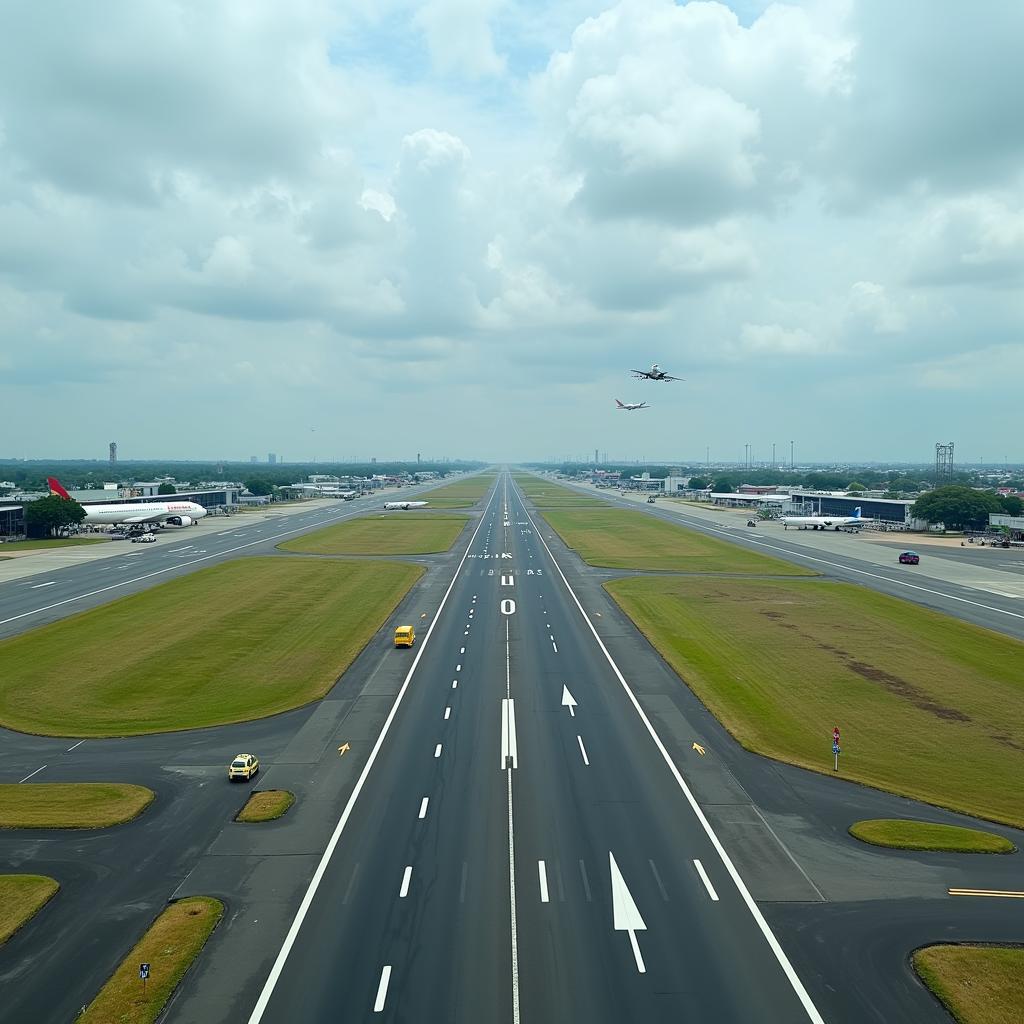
left=516, top=478, right=827, bottom=1024
left=948, top=888, right=1024, bottom=898
left=243, top=480, right=502, bottom=1024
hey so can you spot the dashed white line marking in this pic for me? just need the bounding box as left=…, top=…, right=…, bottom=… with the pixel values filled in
left=576, top=735, right=590, bottom=766
left=444, top=707, right=451, bottom=720
left=18, top=765, right=46, bottom=783
left=452, top=680, right=458, bottom=689
left=66, top=740, right=85, bottom=752
left=373, top=966, right=392, bottom=1013
left=456, top=664, right=462, bottom=672
left=400, top=866, right=413, bottom=898
left=538, top=860, right=550, bottom=903
left=460, top=647, right=465, bottom=654
left=694, top=859, right=720, bottom=901
left=418, top=797, right=429, bottom=819
left=30, top=581, right=58, bottom=589
left=551, top=641, right=558, bottom=653
left=434, top=743, right=442, bottom=758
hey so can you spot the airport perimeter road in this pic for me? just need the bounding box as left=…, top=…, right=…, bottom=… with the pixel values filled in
left=0, top=485, right=443, bottom=640
left=241, top=473, right=825, bottom=1024
left=554, top=481, right=1024, bottom=641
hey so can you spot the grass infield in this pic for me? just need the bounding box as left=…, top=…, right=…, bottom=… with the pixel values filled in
left=606, top=576, right=1024, bottom=827
left=236, top=790, right=295, bottom=822
left=417, top=474, right=495, bottom=508
left=914, top=945, right=1024, bottom=1024
left=0, top=875, right=59, bottom=944
left=849, top=819, right=1014, bottom=854
left=542, top=507, right=814, bottom=575
left=0, top=556, right=422, bottom=736
left=79, top=897, right=223, bottom=1024
left=280, top=513, right=467, bottom=555
left=513, top=475, right=609, bottom=508
left=0, top=783, right=154, bottom=829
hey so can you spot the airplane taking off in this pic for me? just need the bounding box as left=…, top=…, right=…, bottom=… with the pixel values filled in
left=383, top=500, right=429, bottom=510
left=781, top=506, right=870, bottom=531
left=615, top=399, right=649, bottom=411
left=47, top=478, right=208, bottom=527
left=631, top=363, right=683, bottom=381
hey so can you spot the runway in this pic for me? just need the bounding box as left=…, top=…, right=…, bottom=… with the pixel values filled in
left=2, top=471, right=1023, bottom=1023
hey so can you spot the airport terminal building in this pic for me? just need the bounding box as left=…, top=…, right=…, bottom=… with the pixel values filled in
left=786, top=490, right=918, bottom=527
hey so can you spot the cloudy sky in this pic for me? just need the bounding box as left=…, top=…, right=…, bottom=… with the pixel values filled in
left=1, top=0, right=1021, bottom=464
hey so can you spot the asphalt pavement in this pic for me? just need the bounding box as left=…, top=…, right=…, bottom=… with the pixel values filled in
left=2, top=471, right=1023, bottom=1023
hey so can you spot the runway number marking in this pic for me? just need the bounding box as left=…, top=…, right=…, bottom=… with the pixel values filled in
left=500, top=599, right=516, bottom=615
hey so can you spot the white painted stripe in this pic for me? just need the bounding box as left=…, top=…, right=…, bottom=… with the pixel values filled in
left=418, top=797, right=429, bottom=819
left=516, top=479, right=827, bottom=1024
left=452, top=680, right=458, bottom=689
left=18, top=765, right=46, bottom=783
left=66, top=740, right=84, bottom=752
left=551, top=641, right=558, bottom=653
left=434, top=743, right=442, bottom=758
left=538, top=860, right=549, bottom=902
left=694, top=859, right=719, bottom=901
left=30, top=581, right=58, bottom=589
left=244, top=480, right=501, bottom=1024
left=628, top=929, right=646, bottom=974
left=500, top=698, right=518, bottom=769
left=400, top=866, right=412, bottom=898
left=576, top=735, right=590, bottom=766
left=373, top=965, right=392, bottom=1012
left=460, top=647, right=465, bottom=654
left=456, top=664, right=461, bottom=672
left=444, top=707, right=451, bottom=720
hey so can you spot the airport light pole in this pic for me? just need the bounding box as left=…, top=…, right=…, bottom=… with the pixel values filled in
left=790, top=440, right=794, bottom=471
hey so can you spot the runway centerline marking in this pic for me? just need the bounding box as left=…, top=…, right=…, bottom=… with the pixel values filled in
left=434, top=743, right=442, bottom=758
left=444, top=707, right=451, bottom=720
left=18, top=765, right=46, bottom=783
left=373, top=965, right=392, bottom=1013
left=30, top=581, right=58, bottom=589
left=576, top=735, right=590, bottom=766
left=418, top=797, right=429, bottom=819
left=66, top=740, right=85, bottom=753
left=538, top=860, right=550, bottom=903
left=694, top=859, right=720, bottom=901
left=399, top=866, right=413, bottom=898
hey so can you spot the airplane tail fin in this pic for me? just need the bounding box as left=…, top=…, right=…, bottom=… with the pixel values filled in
left=47, top=477, right=72, bottom=500
left=615, top=399, right=625, bottom=408
left=853, top=506, right=862, bottom=517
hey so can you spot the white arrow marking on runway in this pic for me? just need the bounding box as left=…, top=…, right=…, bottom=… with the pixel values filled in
left=500, top=698, right=518, bottom=769
left=609, top=851, right=647, bottom=974
left=561, top=685, right=577, bottom=717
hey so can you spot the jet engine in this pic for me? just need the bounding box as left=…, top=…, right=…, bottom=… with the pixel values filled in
left=165, top=515, right=193, bottom=527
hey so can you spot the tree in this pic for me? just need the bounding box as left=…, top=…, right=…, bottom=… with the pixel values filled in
left=911, top=486, right=1002, bottom=531
left=846, top=481, right=867, bottom=492
left=245, top=478, right=274, bottom=496
left=157, top=482, right=176, bottom=495
left=23, top=494, right=87, bottom=538
left=999, top=495, right=1023, bottom=517
left=712, top=479, right=734, bottom=493
left=687, top=477, right=709, bottom=490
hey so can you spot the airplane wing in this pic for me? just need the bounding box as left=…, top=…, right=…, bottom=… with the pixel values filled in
left=630, top=370, right=650, bottom=377
left=660, top=374, right=684, bottom=381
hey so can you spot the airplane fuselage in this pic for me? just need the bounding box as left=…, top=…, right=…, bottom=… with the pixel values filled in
left=82, top=501, right=209, bottom=526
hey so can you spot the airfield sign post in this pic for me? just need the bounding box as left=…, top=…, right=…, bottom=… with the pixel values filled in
left=139, top=962, right=150, bottom=996
left=832, top=726, right=841, bottom=772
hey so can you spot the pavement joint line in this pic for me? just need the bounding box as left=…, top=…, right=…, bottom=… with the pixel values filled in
left=243, top=479, right=501, bottom=1024
left=649, top=859, right=669, bottom=902
left=516, top=475, right=827, bottom=1024
left=694, top=859, right=720, bottom=902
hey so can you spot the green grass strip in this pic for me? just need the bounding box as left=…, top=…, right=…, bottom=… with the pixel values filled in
left=0, top=784, right=154, bottom=829
left=236, top=790, right=295, bottom=822
left=1, top=538, right=106, bottom=549
left=416, top=474, right=495, bottom=508
left=280, top=513, right=467, bottom=554
left=0, top=556, right=422, bottom=736
left=606, top=576, right=1024, bottom=827
left=543, top=507, right=813, bottom=574
left=849, top=819, right=1014, bottom=853
left=0, top=875, right=59, bottom=944
left=914, top=945, right=1024, bottom=1024
left=79, top=897, right=223, bottom=1024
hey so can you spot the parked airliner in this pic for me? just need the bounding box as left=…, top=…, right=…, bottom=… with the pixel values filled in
left=781, top=507, right=870, bottom=531
left=48, top=478, right=208, bottom=527
left=383, top=500, right=429, bottom=510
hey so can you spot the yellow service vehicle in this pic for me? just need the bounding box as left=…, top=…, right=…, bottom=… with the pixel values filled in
left=394, top=625, right=415, bottom=648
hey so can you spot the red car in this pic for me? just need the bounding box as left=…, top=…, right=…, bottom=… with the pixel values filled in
left=899, top=551, right=920, bottom=565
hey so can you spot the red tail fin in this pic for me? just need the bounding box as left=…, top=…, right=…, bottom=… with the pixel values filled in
left=47, top=477, right=72, bottom=500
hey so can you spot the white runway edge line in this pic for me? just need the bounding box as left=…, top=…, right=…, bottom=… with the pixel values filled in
left=694, top=860, right=719, bottom=902
left=0, top=504, right=377, bottom=629
left=515, top=478, right=827, bottom=1024
left=245, top=480, right=501, bottom=1024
